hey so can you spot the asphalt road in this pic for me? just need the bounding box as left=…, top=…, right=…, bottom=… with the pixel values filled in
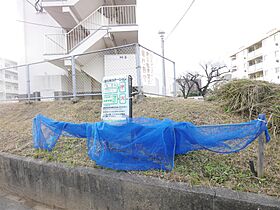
left=0, top=188, right=60, bottom=210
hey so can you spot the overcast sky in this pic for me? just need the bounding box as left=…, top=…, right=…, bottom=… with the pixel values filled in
left=0, top=1, right=21, bottom=62
left=1, top=0, right=280, bottom=73
left=138, top=0, right=280, bottom=73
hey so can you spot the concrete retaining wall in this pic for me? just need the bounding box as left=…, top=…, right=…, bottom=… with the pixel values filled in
left=0, top=152, right=279, bottom=210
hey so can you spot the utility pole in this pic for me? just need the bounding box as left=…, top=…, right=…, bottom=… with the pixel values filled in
left=158, top=30, right=166, bottom=96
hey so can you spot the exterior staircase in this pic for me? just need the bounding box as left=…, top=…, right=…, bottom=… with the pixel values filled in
left=44, top=5, right=136, bottom=55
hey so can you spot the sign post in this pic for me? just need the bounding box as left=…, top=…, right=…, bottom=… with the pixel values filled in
left=257, top=132, right=265, bottom=177
left=101, top=75, right=132, bottom=121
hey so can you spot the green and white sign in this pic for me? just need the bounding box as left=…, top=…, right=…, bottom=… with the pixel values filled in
left=101, top=75, right=131, bottom=121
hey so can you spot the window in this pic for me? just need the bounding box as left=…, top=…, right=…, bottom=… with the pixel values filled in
left=248, top=41, right=262, bottom=53
left=255, top=56, right=263, bottom=64
left=5, top=74, right=11, bottom=79
left=4, top=63, right=11, bottom=68
left=276, top=67, right=280, bottom=73
left=275, top=50, right=279, bottom=58
left=142, top=67, right=146, bottom=73
left=248, top=56, right=263, bottom=66
left=5, top=84, right=11, bottom=90
left=248, top=71, right=263, bottom=79
left=231, top=55, right=236, bottom=61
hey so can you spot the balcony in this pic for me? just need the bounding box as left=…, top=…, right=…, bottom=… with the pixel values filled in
left=5, top=68, right=18, bottom=74
left=247, top=48, right=262, bottom=60
left=5, top=89, right=19, bottom=95
left=231, top=66, right=237, bottom=72
left=248, top=69, right=263, bottom=81
left=4, top=77, right=18, bottom=84
left=248, top=63, right=263, bottom=74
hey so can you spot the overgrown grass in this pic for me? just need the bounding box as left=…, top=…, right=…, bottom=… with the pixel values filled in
left=210, top=79, right=280, bottom=134
left=0, top=98, right=279, bottom=197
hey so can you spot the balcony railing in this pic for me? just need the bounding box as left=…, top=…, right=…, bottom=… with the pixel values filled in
left=5, top=89, right=19, bottom=94
left=248, top=63, right=263, bottom=74
left=44, top=5, right=137, bottom=55
left=248, top=48, right=262, bottom=59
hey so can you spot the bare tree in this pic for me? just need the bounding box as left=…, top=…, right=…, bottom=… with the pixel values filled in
left=176, top=74, right=199, bottom=98
left=189, top=62, right=229, bottom=97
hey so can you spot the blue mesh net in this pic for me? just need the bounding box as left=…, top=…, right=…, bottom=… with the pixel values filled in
left=33, top=114, right=270, bottom=171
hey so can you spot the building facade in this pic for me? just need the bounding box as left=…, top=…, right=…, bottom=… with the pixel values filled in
left=230, top=29, right=280, bottom=84
left=0, top=58, right=18, bottom=100
left=18, top=0, right=139, bottom=98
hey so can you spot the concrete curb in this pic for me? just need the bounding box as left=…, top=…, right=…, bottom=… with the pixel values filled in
left=0, top=152, right=279, bottom=210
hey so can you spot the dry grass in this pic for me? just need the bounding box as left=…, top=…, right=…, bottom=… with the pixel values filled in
left=210, top=79, right=280, bottom=134
left=0, top=97, right=279, bottom=197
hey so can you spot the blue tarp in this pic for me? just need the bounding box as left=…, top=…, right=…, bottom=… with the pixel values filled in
left=33, top=114, right=270, bottom=171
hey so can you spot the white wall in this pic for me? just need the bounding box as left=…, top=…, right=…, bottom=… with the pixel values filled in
left=23, top=2, right=64, bottom=62
left=231, top=50, right=248, bottom=79
left=33, top=74, right=66, bottom=98
left=18, top=1, right=69, bottom=95
left=261, top=34, right=280, bottom=83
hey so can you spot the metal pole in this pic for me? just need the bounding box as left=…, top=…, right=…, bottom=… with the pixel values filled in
left=128, top=75, right=132, bottom=118
left=135, top=44, right=142, bottom=96
left=26, top=65, right=31, bottom=102
left=173, top=62, right=176, bottom=97
left=257, top=132, right=265, bottom=177
left=159, top=31, right=166, bottom=96
left=71, top=56, right=77, bottom=101
left=64, top=33, right=68, bottom=54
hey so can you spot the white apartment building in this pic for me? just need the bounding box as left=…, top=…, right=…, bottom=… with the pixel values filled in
left=230, top=29, right=280, bottom=84
left=18, top=0, right=139, bottom=98
left=0, top=58, right=18, bottom=100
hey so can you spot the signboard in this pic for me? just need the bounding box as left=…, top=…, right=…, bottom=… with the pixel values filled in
left=101, top=75, right=132, bottom=121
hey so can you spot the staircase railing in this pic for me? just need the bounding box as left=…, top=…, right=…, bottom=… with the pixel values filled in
left=44, top=5, right=136, bottom=55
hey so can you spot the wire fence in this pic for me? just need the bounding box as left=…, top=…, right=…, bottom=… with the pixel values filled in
left=0, top=44, right=176, bottom=102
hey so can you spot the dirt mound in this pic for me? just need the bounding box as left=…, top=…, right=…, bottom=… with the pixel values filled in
left=0, top=97, right=279, bottom=196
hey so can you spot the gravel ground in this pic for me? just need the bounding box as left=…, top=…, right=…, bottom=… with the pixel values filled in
left=0, top=97, right=279, bottom=197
